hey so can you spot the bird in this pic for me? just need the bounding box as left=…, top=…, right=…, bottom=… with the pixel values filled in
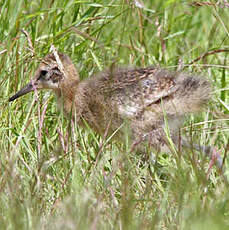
left=9, top=51, right=222, bottom=168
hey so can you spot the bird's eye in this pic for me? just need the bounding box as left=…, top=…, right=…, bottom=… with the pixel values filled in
left=40, top=70, right=48, bottom=77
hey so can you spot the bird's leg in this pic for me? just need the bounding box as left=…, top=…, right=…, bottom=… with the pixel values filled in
left=131, top=130, right=167, bottom=177
left=181, top=138, right=226, bottom=176
left=196, top=145, right=223, bottom=171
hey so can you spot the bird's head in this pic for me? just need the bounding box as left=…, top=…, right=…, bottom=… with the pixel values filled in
left=9, top=52, right=79, bottom=101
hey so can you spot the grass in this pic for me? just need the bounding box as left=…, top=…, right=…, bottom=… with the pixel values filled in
left=0, top=0, right=229, bottom=229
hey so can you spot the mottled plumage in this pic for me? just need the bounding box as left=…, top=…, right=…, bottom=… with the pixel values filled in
left=10, top=52, right=212, bottom=153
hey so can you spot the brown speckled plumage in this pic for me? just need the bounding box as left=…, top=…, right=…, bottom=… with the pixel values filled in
left=9, top=52, right=212, bottom=152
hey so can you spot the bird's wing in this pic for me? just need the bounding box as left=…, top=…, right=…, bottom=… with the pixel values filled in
left=110, top=68, right=179, bottom=118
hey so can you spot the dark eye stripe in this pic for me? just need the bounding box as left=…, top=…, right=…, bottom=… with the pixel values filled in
left=52, top=67, right=59, bottom=71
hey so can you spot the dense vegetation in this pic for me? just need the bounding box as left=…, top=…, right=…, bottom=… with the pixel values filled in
left=0, top=0, right=228, bottom=229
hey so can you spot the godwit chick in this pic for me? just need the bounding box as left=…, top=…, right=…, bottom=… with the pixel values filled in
left=9, top=52, right=221, bottom=168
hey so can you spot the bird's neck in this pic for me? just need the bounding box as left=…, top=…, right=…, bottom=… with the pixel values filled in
left=55, top=79, right=79, bottom=115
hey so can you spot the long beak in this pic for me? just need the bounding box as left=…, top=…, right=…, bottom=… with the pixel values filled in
left=9, top=82, right=35, bottom=102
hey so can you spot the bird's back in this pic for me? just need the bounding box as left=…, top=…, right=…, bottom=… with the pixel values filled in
left=76, top=67, right=212, bottom=145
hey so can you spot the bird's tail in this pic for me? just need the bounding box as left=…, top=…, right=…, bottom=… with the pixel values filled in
left=167, top=73, right=212, bottom=115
